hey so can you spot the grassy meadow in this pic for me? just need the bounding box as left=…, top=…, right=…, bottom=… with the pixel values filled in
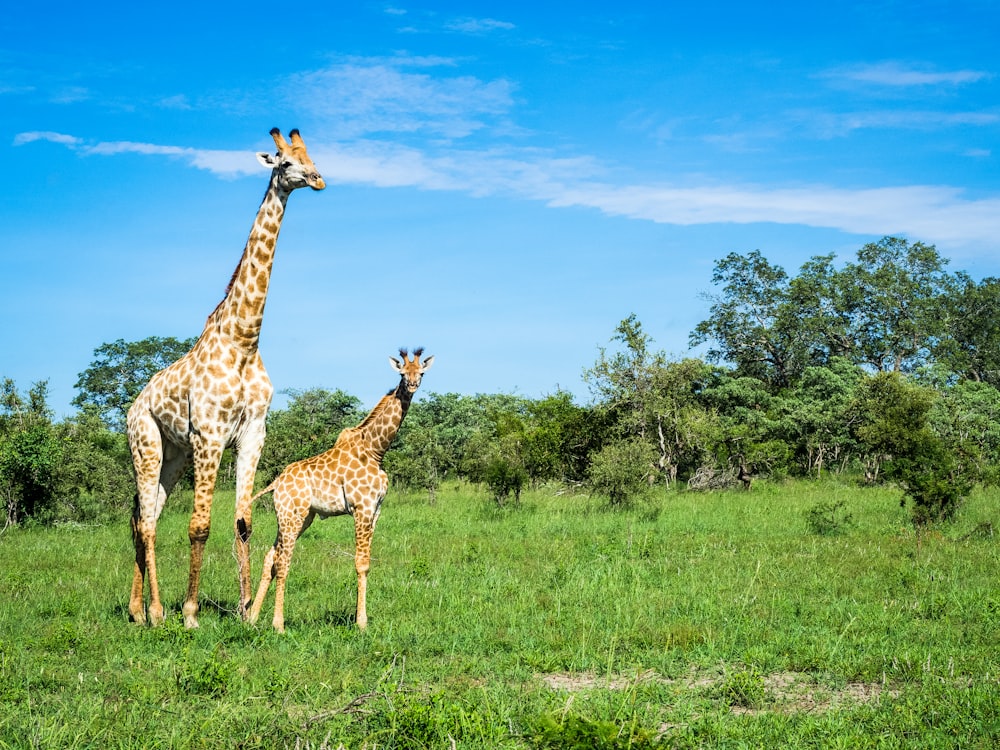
left=0, top=480, right=998, bottom=748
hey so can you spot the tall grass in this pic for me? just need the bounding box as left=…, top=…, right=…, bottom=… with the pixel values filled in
left=0, top=479, right=997, bottom=748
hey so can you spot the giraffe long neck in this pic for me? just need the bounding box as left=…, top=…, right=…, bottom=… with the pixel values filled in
left=359, top=383, right=413, bottom=461
left=208, top=178, right=289, bottom=351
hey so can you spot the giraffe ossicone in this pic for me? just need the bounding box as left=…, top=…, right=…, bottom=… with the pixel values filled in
left=126, top=128, right=324, bottom=629
left=249, top=348, right=434, bottom=632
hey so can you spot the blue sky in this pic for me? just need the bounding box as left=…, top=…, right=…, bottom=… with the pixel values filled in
left=4, top=1, right=999, bottom=417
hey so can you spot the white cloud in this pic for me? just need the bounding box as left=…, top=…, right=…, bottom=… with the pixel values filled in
left=21, top=127, right=1000, bottom=248
left=827, top=62, right=991, bottom=87
left=157, top=94, right=192, bottom=110
left=13, top=131, right=82, bottom=147
left=13, top=131, right=260, bottom=177
left=289, top=57, right=515, bottom=139
left=544, top=181, right=1000, bottom=248
left=50, top=85, right=90, bottom=104
left=308, top=138, right=1000, bottom=249
left=446, top=17, right=516, bottom=33
left=806, top=108, right=1000, bottom=138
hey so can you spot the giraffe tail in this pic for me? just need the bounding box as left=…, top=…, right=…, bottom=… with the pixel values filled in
left=250, top=482, right=276, bottom=503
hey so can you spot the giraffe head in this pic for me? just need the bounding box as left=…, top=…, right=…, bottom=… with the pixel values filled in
left=390, top=348, right=434, bottom=394
left=256, top=127, right=326, bottom=193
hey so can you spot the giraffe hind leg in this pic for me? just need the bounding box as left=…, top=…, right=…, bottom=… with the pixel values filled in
left=248, top=544, right=276, bottom=626
left=182, top=439, right=224, bottom=629
left=269, top=509, right=314, bottom=633
left=129, top=494, right=147, bottom=624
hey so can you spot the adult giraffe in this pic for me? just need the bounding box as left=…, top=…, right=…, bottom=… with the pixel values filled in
left=127, top=128, right=325, bottom=628
left=249, top=348, right=433, bottom=632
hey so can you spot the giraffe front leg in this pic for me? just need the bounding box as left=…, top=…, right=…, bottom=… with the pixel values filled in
left=234, top=427, right=266, bottom=620
left=353, top=508, right=380, bottom=630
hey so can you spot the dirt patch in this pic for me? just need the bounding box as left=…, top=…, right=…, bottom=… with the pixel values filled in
left=538, top=668, right=897, bottom=715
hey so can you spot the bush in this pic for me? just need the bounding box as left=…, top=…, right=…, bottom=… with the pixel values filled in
left=851, top=373, right=972, bottom=526
left=484, top=455, right=528, bottom=508
left=586, top=438, right=656, bottom=507
left=805, top=498, right=854, bottom=535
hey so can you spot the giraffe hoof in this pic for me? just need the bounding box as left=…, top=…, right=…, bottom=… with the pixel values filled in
left=182, top=601, right=199, bottom=629
left=148, top=605, right=165, bottom=627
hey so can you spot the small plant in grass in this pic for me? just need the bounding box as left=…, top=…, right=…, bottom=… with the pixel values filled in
left=716, top=667, right=766, bottom=709
left=527, top=711, right=662, bottom=749
left=175, top=644, right=233, bottom=697
left=805, top=497, right=855, bottom=535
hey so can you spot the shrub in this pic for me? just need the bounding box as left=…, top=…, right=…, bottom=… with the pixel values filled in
left=805, top=498, right=854, bottom=535
left=527, top=711, right=661, bottom=749
left=586, top=438, right=656, bottom=507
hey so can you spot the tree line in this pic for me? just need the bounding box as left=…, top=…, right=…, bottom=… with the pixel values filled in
left=3, top=237, right=999, bottom=528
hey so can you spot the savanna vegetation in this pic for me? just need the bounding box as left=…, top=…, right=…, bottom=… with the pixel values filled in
left=1, top=483, right=998, bottom=748
left=1, top=236, right=999, bottom=747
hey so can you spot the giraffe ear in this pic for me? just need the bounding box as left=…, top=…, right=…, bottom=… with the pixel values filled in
left=389, top=356, right=403, bottom=373
left=257, top=152, right=278, bottom=168
left=420, top=355, right=435, bottom=371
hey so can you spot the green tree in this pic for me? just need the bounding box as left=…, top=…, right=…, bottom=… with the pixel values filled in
left=53, top=408, right=134, bottom=521
left=73, top=336, right=196, bottom=431
left=409, top=392, right=496, bottom=482
left=785, top=253, right=856, bottom=363
left=383, top=423, right=447, bottom=502
left=585, top=314, right=664, bottom=438
left=773, top=357, right=863, bottom=476
left=840, top=237, right=953, bottom=373
left=690, top=251, right=808, bottom=389
left=587, top=316, right=713, bottom=484
left=936, top=274, right=1000, bottom=386
left=928, top=379, right=1000, bottom=486
left=521, top=390, right=599, bottom=484
left=257, top=388, right=363, bottom=485
left=0, top=379, right=61, bottom=525
left=699, top=373, right=789, bottom=488
left=850, top=372, right=970, bottom=525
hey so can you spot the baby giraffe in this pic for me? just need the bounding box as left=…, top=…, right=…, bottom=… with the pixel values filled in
left=249, top=348, right=433, bottom=632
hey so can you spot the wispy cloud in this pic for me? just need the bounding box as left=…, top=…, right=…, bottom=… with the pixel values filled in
left=50, top=85, right=90, bottom=104
left=805, top=108, right=1000, bottom=137
left=156, top=94, right=192, bottom=110
left=18, top=128, right=1000, bottom=247
left=289, top=56, right=515, bottom=139
left=826, top=62, right=991, bottom=87
left=308, top=139, right=1000, bottom=248
left=445, top=17, right=516, bottom=34
left=545, top=181, right=1000, bottom=248
left=14, top=131, right=82, bottom=147
left=13, top=131, right=259, bottom=177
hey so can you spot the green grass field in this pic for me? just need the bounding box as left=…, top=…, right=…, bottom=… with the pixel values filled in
left=1, top=480, right=998, bottom=748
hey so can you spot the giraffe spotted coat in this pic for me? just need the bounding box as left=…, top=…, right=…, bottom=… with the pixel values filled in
left=249, top=349, right=434, bottom=632
left=127, top=128, right=325, bottom=629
